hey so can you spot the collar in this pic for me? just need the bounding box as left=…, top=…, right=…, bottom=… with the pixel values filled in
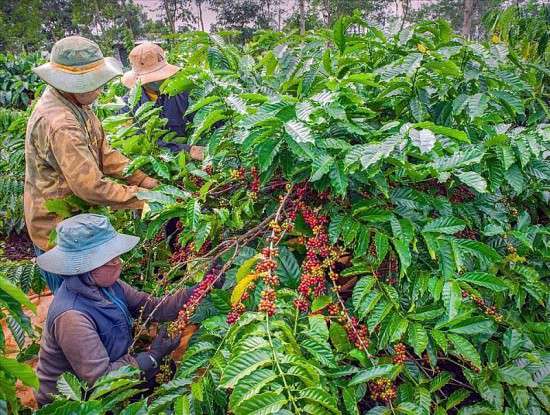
left=64, top=274, right=108, bottom=303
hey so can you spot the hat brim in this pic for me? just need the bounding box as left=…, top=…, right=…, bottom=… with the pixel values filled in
left=36, top=233, right=139, bottom=275
left=33, top=57, right=123, bottom=94
left=121, top=63, right=180, bottom=88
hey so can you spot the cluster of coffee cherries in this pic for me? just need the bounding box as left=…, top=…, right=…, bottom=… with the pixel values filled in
left=169, top=271, right=217, bottom=335
left=462, top=290, right=503, bottom=322
left=373, top=252, right=399, bottom=285
left=449, top=185, right=475, bottom=203
left=345, top=316, right=369, bottom=351
left=230, top=167, right=246, bottom=180
left=369, top=378, right=397, bottom=402
left=227, top=240, right=285, bottom=323
left=170, top=241, right=211, bottom=266
left=294, top=202, right=339, bottom=312
left=189, top=174, right=205, bottom=188
left=155, top=358, right=173, bottom=383
left=454, top=229, right=478, bottom=240
left=250, top=167, right=260, bottom=195
left=414, top=178, right=447, bottom=197
left=393, top=343, right=407, bottom=364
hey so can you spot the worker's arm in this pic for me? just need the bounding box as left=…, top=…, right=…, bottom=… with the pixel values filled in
left=50, top=124, right=144, bottom=209
left=120, top=281, right=193, bottom=322
left=99, top=134, right=157, bottom=188
left=53, top=310, right=137, bottom=386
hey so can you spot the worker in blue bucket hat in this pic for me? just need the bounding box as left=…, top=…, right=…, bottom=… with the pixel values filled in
left=34, top=213, right=219, bottom=406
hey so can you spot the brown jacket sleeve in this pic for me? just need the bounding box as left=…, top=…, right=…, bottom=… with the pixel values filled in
left=120, top=281, right=194, bottom=322
left=53, top=310, right=137, bottom=386
left=99, top=136, right=148, bottom=186
left=50, top=124, right=144, bottom=209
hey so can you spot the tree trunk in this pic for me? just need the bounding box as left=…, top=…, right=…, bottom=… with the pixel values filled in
left=298, top=0, right=306, bottom=35
left=462, top=0, right=474, bottom=39
left=322, top=0, right=332, bottom=27
left=197, top=0, right=205, bottom=31
left=163, top=0, right=176, bottom=33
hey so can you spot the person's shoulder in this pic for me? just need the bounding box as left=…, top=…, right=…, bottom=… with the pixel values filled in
left=31, top=93, right=80, bottom=134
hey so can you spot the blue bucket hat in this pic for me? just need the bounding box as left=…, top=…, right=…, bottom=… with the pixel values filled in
left=36, top=214, right=139, bottom=275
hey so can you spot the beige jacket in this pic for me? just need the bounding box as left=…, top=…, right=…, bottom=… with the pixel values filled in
left=24, top=87, right=150, bottom=250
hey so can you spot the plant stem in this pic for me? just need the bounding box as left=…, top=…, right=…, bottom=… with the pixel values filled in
left=266, top=314, right=301, bottom=414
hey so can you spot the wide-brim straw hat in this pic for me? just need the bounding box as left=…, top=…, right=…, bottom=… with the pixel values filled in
left=122, top=41, right=180, bottom=88
left=33, top=36, right=122, bottom=94
left=37, top=214, right=139, bottom=275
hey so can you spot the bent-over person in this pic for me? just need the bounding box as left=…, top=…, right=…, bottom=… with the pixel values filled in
left=34, top=214, right=200, bottom=406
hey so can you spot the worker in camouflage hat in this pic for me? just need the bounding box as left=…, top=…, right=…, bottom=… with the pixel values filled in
left=26, top=36, right=159, bottom=294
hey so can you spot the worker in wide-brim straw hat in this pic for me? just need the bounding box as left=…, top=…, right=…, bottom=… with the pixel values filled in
left=26, top=36, right=159, bottom=294
left=121, top=42, right=204, bottom=161
left=34, top=214, right=212, bottom=406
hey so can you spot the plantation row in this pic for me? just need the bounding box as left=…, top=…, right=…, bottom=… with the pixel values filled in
left=1, top=16, right=549, bottom=415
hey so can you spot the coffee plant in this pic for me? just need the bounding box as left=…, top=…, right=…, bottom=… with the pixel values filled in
left=6, top=16, right=549, bottom=415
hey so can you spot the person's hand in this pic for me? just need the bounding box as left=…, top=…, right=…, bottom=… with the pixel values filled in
left=141, top=177, right=159, bottom=189
left=190, top=145, right=205, bottom=161
left=150, top=326, right=181, bottom=361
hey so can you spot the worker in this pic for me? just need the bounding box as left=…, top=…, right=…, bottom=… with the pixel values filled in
left=26, top=36, right=158, bottom=293
left=121, top=41, right=204, bottom=160
left=34, top=214, right=212, bottom=406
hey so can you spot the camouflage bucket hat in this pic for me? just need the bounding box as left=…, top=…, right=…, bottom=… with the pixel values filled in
left=33, top=36, right=123, bottom=93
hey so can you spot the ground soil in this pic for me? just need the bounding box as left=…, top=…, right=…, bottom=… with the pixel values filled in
left=3, top=231, right=34, bottom=261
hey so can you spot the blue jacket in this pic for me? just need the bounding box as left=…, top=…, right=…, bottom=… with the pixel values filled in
left=46, top=275, right=132, bottom=362
left=130, top=88, right=192, bottom=153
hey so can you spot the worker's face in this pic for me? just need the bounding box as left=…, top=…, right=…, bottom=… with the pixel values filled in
left=73, top=88, right=102, bottom=105
left=91, top=256, right=122, bottom=287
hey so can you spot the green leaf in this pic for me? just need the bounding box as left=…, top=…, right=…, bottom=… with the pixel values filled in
left=285, top=120, right=314, bottom=144
left=333, top=16, right=347, bottom=53
left=456, top=171, right=487, bottom=193
left=276, top=246, right=300, bottom=288
left=359, top=135, right=401, bottom=170
left=467, top=93, right=488, bottom=120
left=191, top=108, right=226, bottom=144
left=496, top=366, right=536, bottom=387
left=329, top=322, right=352, bottom=352
left=408, top=322, right=429, bottom=356
left=445, top=389, right=470, bottom=410
left=349, top=365, right=397, bottom=386
left=0, top=356, right=39, bottom=389
left=329, top=161, right=348, bottom=196
left=0, top=276, right=36, bottom=312
left=311, top=154, right=334, bottom=182
left=423, top=217, right=466, bottom=234
left=431, top=329, right=447, bottom=353
left=234, top=392, right=286, bottom=415
left=448, top=334, right=481, bottom=369
left=375, top=232, right=389, bottom=262
left=299, top=387, right=339, bottom=413
left=442, top=280, right=461, bottom=319
left=430, top=372, right=452, bottom=392
left=457, top=272, right=507, bottom=292
left=311, top=295, right=332, bottom=312
left=352, top=276, right=377, bottom=310
left=220, top=351, right=272, bottom=388
left=150, top=158, right=171, bottom=180
left=504, top=164, right=525, bottom=194
left=44, top=198, right=74, bottom=219
left=392, top=239, right=411, bottom=275
left=229, top=369, right=278, bottom=411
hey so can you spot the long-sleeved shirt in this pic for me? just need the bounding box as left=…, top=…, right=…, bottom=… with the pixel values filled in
left=36, top=279, right=191, bottom=406
left=24, top=87, right=151, bottom=250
